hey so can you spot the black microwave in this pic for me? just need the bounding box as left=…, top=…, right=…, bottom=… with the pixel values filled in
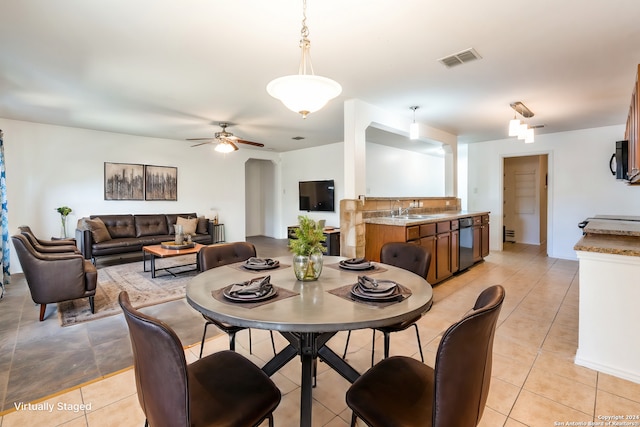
left=609, top=140, right=628, bottom=180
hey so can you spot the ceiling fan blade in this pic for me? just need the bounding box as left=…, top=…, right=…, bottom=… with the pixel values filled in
left=187, top=137, right=214, bottom=141
left=190, top=141, right=211, bottom=147
left=236, top=139, right=265, bottom=147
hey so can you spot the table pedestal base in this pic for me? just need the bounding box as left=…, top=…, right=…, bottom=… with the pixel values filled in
left=262, top=331, right=361, bottom=427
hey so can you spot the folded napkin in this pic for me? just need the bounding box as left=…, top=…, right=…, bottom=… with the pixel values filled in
left=357, top=275, right=398, bottom=293
left=343, top=257, right=368, bottom=265
left=228, top=275, right=273, bottom=298
left=245, top=257, right=279, bottom=267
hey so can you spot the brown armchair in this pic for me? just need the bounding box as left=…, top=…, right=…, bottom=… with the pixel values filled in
left=346, top=285, right=505, bottom=427
left=12, top=234, right=97, bottom=321
left=18, top=225, right=79, bottom=254
left=119, top=291, right=281, bottom=427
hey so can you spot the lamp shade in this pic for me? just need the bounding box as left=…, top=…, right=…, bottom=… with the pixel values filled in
left=410, top=122, right=419, bottom=140
left=517, top=123, right=528, bottom=140
left=215, top=141, right=237, bottom=153
left=525, top=127, right=535, bottom=143
left=508, top=118, right=521, bottom=136
left=267, top=74, right=342, bottom=118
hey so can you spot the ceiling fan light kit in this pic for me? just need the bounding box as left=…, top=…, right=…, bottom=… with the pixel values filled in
left=266, top=0, right=342, bottom=118
left=187, top=123, right=264, bottom=153
left=214, top=140, right=238, bottom=153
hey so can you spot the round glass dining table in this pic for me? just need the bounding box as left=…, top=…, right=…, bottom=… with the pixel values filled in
left=186, top=255, right=433, bottom=427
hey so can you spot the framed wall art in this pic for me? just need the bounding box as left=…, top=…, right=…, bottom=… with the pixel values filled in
left=104, top=162, right=144, bottom=200
left=145, top=165, right=177, bottom=201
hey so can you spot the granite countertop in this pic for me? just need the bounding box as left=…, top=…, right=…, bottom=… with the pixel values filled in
left=575, top=215, right=640, bottom=256
left=365, top=211, right=490, bottom=226
left=574, top=234, right=640, bottom=256
left=582, top=218, right=640, bottom=237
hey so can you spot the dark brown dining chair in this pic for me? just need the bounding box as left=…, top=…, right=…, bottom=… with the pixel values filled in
left=342, top=242, right=431, bottom=365
left=346, top=285, right=505, bottom=427
left=197, top=242, right=276, bottom=358
left=119, top=291, right=281, bottom=427
left=12, top=233, right=97, bottom=321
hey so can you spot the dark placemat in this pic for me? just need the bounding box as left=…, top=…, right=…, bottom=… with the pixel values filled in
left=212, top=285, right=299, bottom=309
left=325, top=262, right=388, bottom=274
left=229, top=262, right=291, bottom=274
left=328, top=283, right=412, bottom=308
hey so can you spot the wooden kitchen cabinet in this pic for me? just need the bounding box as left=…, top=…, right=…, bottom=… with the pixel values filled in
left=451, top=220, right=459, bottom=273
left=472, top=216, right=483, bottom=262
left=472, top=215, right=490, bottom=260
left=365, top=214, right=488, bottom=285
left=481, top=215, right=490, bottom=257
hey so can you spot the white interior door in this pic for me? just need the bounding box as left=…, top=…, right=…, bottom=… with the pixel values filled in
left=504, top=156, right=541, bottom=245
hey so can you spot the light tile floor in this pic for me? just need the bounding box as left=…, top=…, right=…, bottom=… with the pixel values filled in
left=3, top=242, right=640, bottom=426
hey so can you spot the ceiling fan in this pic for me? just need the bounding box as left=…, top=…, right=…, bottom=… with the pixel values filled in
left=187, top=123, right=265, bottom=153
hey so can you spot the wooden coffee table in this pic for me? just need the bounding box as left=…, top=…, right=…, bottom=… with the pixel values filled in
left=142, top=243, right=204, bottom=278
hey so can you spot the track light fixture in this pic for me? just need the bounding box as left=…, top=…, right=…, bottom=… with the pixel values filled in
left=508, top=102, right=535, bottom=143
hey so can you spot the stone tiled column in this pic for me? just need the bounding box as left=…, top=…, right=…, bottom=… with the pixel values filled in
left=339, top=199, right=365, bottom=258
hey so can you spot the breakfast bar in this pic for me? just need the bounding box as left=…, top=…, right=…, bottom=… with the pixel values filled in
left=574, top=216, right=640, bottom=384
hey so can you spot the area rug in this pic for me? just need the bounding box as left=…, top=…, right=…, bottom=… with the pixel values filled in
left=58, top=255, right=199, bottom=326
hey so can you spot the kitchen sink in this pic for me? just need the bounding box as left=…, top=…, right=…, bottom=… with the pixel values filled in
left=386, top=214, right=435, bottom=219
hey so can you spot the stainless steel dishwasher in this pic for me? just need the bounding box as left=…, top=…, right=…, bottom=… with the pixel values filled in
left=459, top=217, right=474, bottom=271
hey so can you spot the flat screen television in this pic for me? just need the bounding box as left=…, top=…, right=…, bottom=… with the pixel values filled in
left=299, top=180, right=335, bottom=212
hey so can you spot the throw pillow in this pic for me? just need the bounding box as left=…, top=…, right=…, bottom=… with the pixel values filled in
left=176, top=216, right=198, bottom=236
left=86, top=218, right=112, bottom=243
left=196, top=216, right=209, bottom=234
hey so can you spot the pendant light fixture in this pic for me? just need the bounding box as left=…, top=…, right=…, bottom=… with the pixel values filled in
left=266, top=0, right=342, bottom=118
left=410, top=106, right=420, bottom=140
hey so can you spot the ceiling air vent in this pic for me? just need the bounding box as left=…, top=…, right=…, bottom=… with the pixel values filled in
left=438, top=48, right=482, bottom=68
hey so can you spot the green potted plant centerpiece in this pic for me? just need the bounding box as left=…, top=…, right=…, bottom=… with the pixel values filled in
left=56, top=205, right=72, bottom=238
left=289, top=215, right=327, bottom=281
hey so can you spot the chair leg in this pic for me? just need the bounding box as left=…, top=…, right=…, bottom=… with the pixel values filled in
left=350, top=412, right=358, bottom=427
left=248, top=328, right=252, bottom=354
left=144, top=420, right=149, bottom=427
left=39, top=304, right=46, bottom=321
left=229, top=331, right=237, bottom=351
left=383, top=331, right=391, bottom=359
left=370, top=329, right=376, bottom=366
left=270, top=331, right=276, bottom=355
left=413, top=323, right=424, bottom=362
left=199, top=322, right=213, bottom=359
left=89, top=296, right=95, bottom=314
left=342, top=330, right=351, bottom=359
left=267, top=413, right=274, bottom=427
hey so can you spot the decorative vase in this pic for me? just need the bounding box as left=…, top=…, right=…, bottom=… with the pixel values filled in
left=174, top=224, right=184, bottom=244
left=293, top=250, right=324, bottom=281
left=60, top=215, right=68, bottom=238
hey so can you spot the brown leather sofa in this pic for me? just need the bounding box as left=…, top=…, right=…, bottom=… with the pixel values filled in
left=76, top=213, right=214, bottom=263
left=12, top=233, right=97, bottom=321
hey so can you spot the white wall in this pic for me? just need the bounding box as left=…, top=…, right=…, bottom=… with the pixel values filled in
left=365, top=142, right=445, bottom=197
left=245, top=159, right=278, bottom=237
left=467, top=124, right=635, bottom=260
left=2, top=118, right=280, bottom=272
left=280, top=142, right=344, bottom=231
